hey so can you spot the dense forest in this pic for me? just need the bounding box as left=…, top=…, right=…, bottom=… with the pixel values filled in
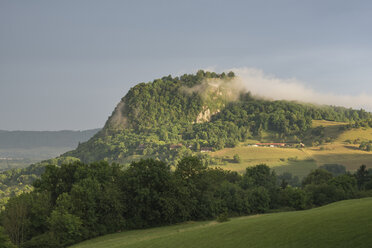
left=0, top=157, right=371, bottom=247
left=65, top=71, right=371, bottom=165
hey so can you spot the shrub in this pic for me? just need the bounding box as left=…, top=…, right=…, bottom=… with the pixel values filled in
left=216, top=212, right=230, bottom=222
left=233, top=154, right=241, bottom=163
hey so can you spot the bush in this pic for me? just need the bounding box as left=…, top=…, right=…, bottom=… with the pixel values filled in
left=305, top=184, right=344, bottom=206
left=319, top=164, right=346, bottom=176
left=278, top=187, right=306, bottom=210
left=216, top=212, right=230, bottom=222
left=22, top=233, right=59, bottom=248
left=48, top=209, right=83, bottom=247
left=233, top=154, right=241, bottom=163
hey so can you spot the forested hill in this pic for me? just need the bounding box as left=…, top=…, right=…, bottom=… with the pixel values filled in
left=64, top=70, right=371, bottom=165
left=0, top=129, right=100, bottom=149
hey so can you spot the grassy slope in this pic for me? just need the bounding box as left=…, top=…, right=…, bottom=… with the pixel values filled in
left=71, top=197, right=372, bottom=248
left=211, top=146, right=313, bottom=173
left=306, top=123, right=372, bottom=170
left=209, top=120, right=372, bottom=177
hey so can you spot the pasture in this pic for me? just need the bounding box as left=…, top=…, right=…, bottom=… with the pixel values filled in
left=71, top=198, right=372, bottom=248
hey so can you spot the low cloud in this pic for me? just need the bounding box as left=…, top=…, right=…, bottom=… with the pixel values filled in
left=229, top=67, right=372, bottom=111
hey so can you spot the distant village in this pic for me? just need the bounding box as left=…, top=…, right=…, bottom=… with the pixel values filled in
left=136, top=142, right=304, bottom=154
left=249, top=142, right=305, bottom=148
left=0, top=157, right=21, bottom=161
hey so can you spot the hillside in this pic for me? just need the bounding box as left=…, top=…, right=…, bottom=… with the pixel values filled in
left=63, top=70, right=371, bottom=166
left=71, top=197, right=372, bottom=248
left=209, top=120, right=372, bottom=178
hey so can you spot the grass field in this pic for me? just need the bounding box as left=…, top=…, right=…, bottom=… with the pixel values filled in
left=210, top=146, right=317, bottom=178
left=71, top=197, right=372, bottom=248
left=210, top=146, right=311, bottom=172
left=307, top=121, right=372, bottom=170
left=305, top=144, right=372, bottom=170
left=208, top=121, right=372, bottom=177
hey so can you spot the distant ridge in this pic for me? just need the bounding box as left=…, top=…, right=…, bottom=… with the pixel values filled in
left=0, top=129, right=101, bottom=149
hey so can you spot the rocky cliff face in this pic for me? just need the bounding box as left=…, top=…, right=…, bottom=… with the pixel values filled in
left=102, top=73, right=235, bottom=131
left=104, top=100, right=129, bottom=130
left=195, top=106, right=220, bottom=123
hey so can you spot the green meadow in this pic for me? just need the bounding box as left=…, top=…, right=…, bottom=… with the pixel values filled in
left=71, top=197, right=372, bottom=248
left=209, top=120, right=372, bottom=178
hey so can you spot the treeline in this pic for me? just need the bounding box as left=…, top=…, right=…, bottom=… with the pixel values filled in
left=343, top=118, right=372, bottom=129
left=1, top=157, right=372, bottom=248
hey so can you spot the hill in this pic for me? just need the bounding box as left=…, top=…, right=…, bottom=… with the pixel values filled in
left=71, top=197, right=372, bottom=248
left=63, top=70, right=371, bottom=166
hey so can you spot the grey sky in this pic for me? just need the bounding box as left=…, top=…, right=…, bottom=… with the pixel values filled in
left=1, top=0, right=372, bottom=130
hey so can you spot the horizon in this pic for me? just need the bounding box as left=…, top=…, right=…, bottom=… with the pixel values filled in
left=1, top=0, right=372, bottom=130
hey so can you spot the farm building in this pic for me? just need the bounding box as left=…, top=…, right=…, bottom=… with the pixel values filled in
left=169, top=143, right=183, bottom=150
left=255, top=143, right=286, bottom=147
left=200, top=147, right=213, bottom=152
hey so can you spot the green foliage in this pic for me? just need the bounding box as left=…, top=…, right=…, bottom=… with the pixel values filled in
left=304, top=183, right=344, bottom=206
left=0, top=226, right=16, bottom=248
left=248, top=187, right=271, bottom=213
left=0, top=156, right=81, bottom=210
left=302, top=167, right=361, bottom=207
left=121, top=159, right=184, bottom=228
left=233, top=154, right=241, bottom=163
left=48, top=208, right=82, bottom=247
left=319, top=164, right=346, bottom=176
left=241, top=164, right=276, bottom=190
left=1, top=157, right=372, bottom=247
left=216, top=212, right=230, bottom=222
left=278, top=186, right=306, bottom=210
left=175, top=156, right=206, bottom=180
left=355, top=165, right=371, bottom=190
left=302, top=169, right=333, bottom=186
left=343, top=118, right=372, bottom=129
left=329, top=174, right=358, bottom=199
left=359, top=140, right=372, bottom=151
left=277, top=172, right=300, bottom=187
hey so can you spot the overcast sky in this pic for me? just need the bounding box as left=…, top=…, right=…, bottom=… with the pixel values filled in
left=1, top=0, right=372, bottom=130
